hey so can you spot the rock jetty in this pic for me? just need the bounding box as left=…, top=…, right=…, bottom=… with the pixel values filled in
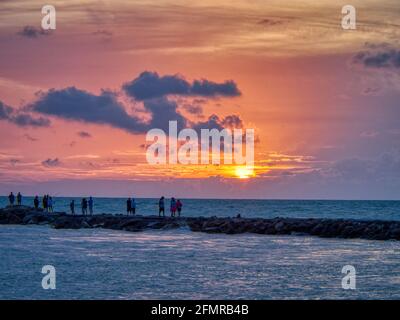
left=1, top=205, right=400, bottom=241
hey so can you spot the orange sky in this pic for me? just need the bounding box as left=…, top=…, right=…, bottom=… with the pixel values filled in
left=1, top=0, right=400, bottom=198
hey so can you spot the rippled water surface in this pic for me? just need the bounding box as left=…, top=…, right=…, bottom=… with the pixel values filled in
left=1, top=225, right=399, bottom=299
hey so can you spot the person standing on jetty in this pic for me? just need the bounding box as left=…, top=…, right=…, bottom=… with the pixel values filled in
left=48, top=196, right=53, bottom=212
left=176, top=199, right=182, bottom=217
left=34, top=196, right=39, bottom=209
left=127, top=198, right=132, bottom=215
left=43, top=195, right=48, bottom=212
left=8, top=192, right=15, bottom=206
left=17, top=192, right=22, bottom=205
left=159, top=196, right=165, bottom=217
left=170, top=197, right=177, bottom=217
left=88, top=197, right=94, bottom=215
left=131, top=197, right=136, bottom=215
left=70, top=200, right=75, bottom=215
left=81, top=198, right=88, bottom=215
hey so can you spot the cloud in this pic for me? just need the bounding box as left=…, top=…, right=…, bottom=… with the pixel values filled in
left=191, top=114, right=244, bottom=133
left=181, top=104, right=203, bottom=116
left=143, top=97, right=188, bottom=132
left=17, top=26, right=51, bottom=38
left=191, top=79, right=240, bottom=97
left=29, top=87, right=188, bottom=133
left=0, top=101, right=50, bottom=127
left=11, top=113, right=50, bottom=127
left=27, top=72, right=246, bottom=136
left=30, top=87, right=244, bottom=135
left=23, top=134, right=38, bottom=142
left=353, top=44, right=400, bottom=69
left=42, top=158, right=61, bottom=167
left=257, top=18, right=287, bottom=27
left=0, top=101, right=11, bottom=118
left=77, top=131, right=92, bottom=138
left=30, top=87, right=148, bottom=134
left=123, top=71, right=241, bottom=100
left=221, top=115, right=244, bottom=129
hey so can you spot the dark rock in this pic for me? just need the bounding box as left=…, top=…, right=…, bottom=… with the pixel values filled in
left=8, top=214, right=22, bottom=224
left=2, top=205, right=400, bottom=241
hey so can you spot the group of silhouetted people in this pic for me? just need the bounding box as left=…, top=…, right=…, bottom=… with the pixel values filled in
left=8, top=192, right=55, bottom=212
left=126, top=197, right=136, bottom=215
left=8, top=192, right=22, bottom=206
left=158, top=196, right=182, bottom=217
left=125, top=197, right=182, bottom=217
left=33, top=194, right=53, bottom=212
left=42, top=195, right=54, bottom=212
left=7, top=192, right=183, bottom=217
left=69, top=197, right=94, bottom=215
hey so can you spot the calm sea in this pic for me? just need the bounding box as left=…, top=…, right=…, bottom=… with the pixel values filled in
left=1, top=197, right=400, bottom=299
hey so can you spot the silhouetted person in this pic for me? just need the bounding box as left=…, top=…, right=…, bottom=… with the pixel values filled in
left=43, top=195, right=48, bottom=212
left=88, top=197, right=94, bottom=215
left=34, top=196, right=39, bottom=209
left=170, top=197, right=177, bottom=217
left=131, top=197, right=136, bottom=215
left=48, top=196, right=53, bottom=212
left=82, top=198, right=88, bottom=215
left=8, top=192, right=15, bottom=206
left=176, top=199, right=182, bottom=217
left=159, top=196, right=165, bottom=217
left=70, top=200, right=75, bottom=215
left=17, top=192, right=22, bottom=205
left=127, top=198, right=132, bottom=215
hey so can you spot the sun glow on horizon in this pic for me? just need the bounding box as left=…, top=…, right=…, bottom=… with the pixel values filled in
left=234, top=166, right=255, bottom=179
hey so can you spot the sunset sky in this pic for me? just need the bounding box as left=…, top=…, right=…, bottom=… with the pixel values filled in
left=1, top=0, right=400, bottom=199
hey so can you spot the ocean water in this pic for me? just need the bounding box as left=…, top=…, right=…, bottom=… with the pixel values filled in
left=1, top=225, right=399, bottom=300
left=1, top=196, right=400, bottom=221
left=1, top=198, right=400, bottom=299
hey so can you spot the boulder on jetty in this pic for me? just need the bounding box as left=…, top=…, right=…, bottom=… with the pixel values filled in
left=1, top=205, right=400, bottom=241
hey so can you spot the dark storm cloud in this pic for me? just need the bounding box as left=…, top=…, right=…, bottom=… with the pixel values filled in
left=123, top=71, right=241, bottom=100
left=353, top=44, right=400, bottom=69
left=17, top=26, right=51, bottom=38
left=0, top=101, right=50, bottom=127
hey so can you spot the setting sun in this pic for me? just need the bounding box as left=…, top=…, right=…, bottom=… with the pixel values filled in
left=234, top=166, right=255, bottom=179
